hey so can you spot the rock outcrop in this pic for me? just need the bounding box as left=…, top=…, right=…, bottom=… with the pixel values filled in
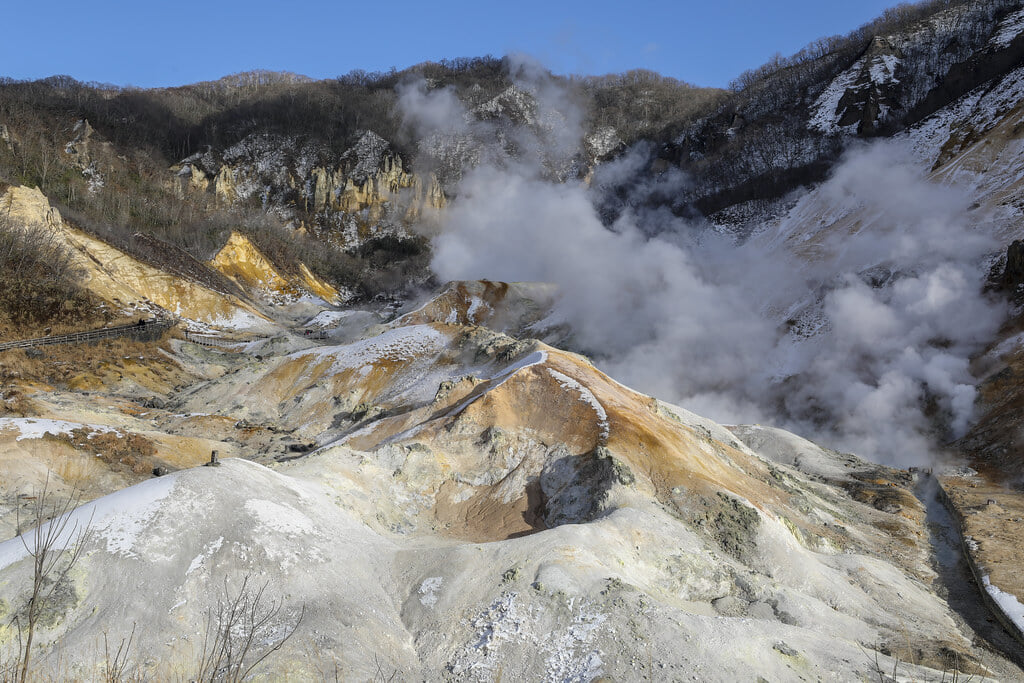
left=0, top=186, right=272, bottom=330
left=209, top=231, right=345, bottom=305
left=1002, top=239, right=1024, bottom=292
left=171, top=131, right=446, bottom=250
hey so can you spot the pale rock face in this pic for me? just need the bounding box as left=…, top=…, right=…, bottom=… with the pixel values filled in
left=214, top=164, right=237, bottom=203
left=210, top=231, right=291, bottom=291
left=208, top=230, right=345, bottom=305
left=0, top=185, right=272, bottom=329
left=171, top=131, right=446, bottom=250
left=311, top=132, right=446, bottom=230
left=0, top=184, right=63, bottom=230
left=63, top=120, right=109, bottom=195
left=64, top=119, right=95, bottom=160
left=299, top=262, right=347, bottom=303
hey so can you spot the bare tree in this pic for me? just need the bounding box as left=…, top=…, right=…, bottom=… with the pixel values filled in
left=10, top=474, right=93, bottom=683
left=193, top=574, right=304, bottom=682
left=101, top=623, right=137, bottom=683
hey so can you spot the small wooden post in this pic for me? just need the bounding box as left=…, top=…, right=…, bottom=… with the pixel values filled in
left=208, top=450, right=220, bottom=467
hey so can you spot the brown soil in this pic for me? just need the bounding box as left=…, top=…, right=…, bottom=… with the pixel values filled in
left=0, top=333, right=184, bottom=395
left=433, top=478, right=545, bottom=542
left=941, top=473, right=1024, bottom=607
left=47, top=428, right=158, bottom=476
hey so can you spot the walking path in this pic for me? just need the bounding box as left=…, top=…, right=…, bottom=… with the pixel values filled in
left=0, top=319, right=174, bottom=352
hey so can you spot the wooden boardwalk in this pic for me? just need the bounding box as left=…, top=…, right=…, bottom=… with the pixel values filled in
left=0, top=319, right=175, bottom=352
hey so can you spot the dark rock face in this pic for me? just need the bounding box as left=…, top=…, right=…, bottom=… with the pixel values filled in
left=539, top=445, right=634, bottom=527
left=1002, top=240, right=1024, bottom=292
left=834, top=37, right=903, bottom=135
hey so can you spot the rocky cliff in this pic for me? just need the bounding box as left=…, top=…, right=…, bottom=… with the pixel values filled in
left=172, top=131, right=446, bottom=251
left=209, top=230, right=346, bottom=305
left=0, top=186, right=271, bottom=330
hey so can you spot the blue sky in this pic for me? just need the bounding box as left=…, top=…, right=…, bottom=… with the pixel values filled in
left=3, top=0, right=903, bottom=88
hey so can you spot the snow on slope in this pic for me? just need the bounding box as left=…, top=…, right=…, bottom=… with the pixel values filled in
left=290, top=324, right=449, bottom=372
left=0, top=417, right=121, bottom=442
left=983, top=574, right=1024, bottom=636
left=0, top=474, right=175, bottom=568
left=0, top=446, right=985, bottom=680
left=991, top=7, right=1024, bottom=49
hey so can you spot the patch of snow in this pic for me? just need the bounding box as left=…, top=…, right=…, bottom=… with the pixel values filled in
left=82, top=163, right=104, bottom=195
left=466, top=296, right=488, bottom=324
left=209, top=307, right=267, bottom=331
left=448, top=591, right=607, bottom=682
left=991, top=8, right=1024, bottom=49
left=0, top=475, right=177, bottom=568
left=304, top=310, right=358, bottom=328
left=0, top=417, right=119, bottom=442
left=449, top=591, right=534, bottom=679
left=982, top=574, right=1024, bottom=635
left=185, top=554, right=203, bottom=575
left=488, top=350, right=548, bottom=388
left=244, top=500, right=316, bottom=536
left=542, top=603, right=607, bottom=683
left=186, top=536, right=224, bottom=576
left=586, top=127, right=623, bottom=159
left=809, top=62, right=862, bottom=133
left=546, top=369, right=609, bottom=439
left=473, top=86, right=538, bottom=125
left=291, top=325, right=448, bottom=374
left=419, top=576, right=443, bottom=607
left=900, top=88, right=983, bottom=166
left=991, top=331, right=1024, bottom=360
left=868, top=53, right=900, bottom=85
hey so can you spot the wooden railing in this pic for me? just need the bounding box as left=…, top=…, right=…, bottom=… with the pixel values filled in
left=0, top=319, right=174, bottom=352
left=183, top=330, right=325, bottom=348
left=0, top=318, right=329, bottom=354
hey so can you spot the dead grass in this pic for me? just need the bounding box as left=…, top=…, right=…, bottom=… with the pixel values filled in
left=46, top=429, right=157, bottom=477
left=0, top=333, right=181, bottom=393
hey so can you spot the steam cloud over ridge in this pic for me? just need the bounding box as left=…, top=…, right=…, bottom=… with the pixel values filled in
left=399, top=62, right=1007, bottom=467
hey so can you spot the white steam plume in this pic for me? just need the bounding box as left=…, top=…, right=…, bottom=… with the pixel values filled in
left=399, top=69, right=1007, bottom=467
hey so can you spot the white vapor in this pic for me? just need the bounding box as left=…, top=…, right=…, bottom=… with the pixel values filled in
left=399, top=70, right=1007, bottom=467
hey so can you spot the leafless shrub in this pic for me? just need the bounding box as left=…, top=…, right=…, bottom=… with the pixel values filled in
left=102, top=623, right=138, bottom=683
left=8, top=474, right=93, bottom=683
left=193, top=574, right=304, bottom=682
left=0, top=210, right=88, bottom=324
left=372, top=654, right=399, bottom=682
left=0, top=650, right=18, bottom=683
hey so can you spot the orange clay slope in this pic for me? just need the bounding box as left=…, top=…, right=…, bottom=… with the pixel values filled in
left=180, top=294, right=922, bottom=556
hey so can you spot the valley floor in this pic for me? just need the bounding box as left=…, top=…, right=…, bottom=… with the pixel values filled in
left=0, top=286, right=1022, bottom=681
